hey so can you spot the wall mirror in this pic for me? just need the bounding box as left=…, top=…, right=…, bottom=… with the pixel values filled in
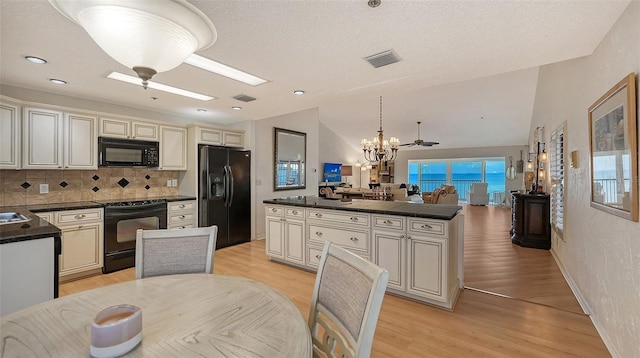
left=274, top=128, right=306, bottom=191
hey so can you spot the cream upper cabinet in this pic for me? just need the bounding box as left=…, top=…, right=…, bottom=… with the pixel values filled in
left=0, top=101, right=20, bottom=169
left=222, top=131, right=244, bottom=147
left=159, top=125, right=187, bottom=170
left=99, top=117, right=158, bottom=140
left=22, top=107, right=64, bottom=169
left=22, top=108, right=97, bottom=170
left=195, top=126, right=244, bottom=147
left=64, top=112, right=98, bottom=169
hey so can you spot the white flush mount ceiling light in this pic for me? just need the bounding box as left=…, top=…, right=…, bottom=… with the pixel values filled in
left=25, top=56, right=47, bottom=64
left=185, top=55, right=267, bottom=86
left=48, top=0, right=217, bottom=89
left=49, top=79, right=67, bottom=85
left=107, top=72, right=213, bottom=101
left=293, top=90, right=305, bottom=95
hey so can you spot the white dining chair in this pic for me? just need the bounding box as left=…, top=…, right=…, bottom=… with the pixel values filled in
left=308, top=241, right=389, bottom=358
left=135, top=226, right=218, bottom=279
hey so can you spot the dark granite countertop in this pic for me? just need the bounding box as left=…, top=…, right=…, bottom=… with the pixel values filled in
left=263, top=196, right=462, bottom=220
left=26, top=201, right=104, bottom=213
left=0, top=206, right=61, bottom=244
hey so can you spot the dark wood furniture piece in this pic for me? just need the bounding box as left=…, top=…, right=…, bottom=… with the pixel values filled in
left=510, top=193, right=551, bottom=249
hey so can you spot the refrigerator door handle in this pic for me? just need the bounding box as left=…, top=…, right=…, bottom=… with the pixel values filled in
left=223, top=165, right=229, bottom=207
left=228, top=166, right=234, bottom=207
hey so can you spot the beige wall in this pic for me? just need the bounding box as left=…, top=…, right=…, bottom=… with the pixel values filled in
left=254, top=108, right=320, bottom=239
left=529, top=2, right=639, bottom=357
left=318, top=123, right=363, bottom=187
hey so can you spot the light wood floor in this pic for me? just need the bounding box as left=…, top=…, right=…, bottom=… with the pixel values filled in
left=60, top=205, right=610, bottom=357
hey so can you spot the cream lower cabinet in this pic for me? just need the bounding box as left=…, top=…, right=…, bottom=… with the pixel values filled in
left=37, top=208, right=104, bottom=281
left=264, top=203, right=463, bottom=309
left=167, top=200, right=196, bottom=229
left=265, top=205, right=305, bottom=265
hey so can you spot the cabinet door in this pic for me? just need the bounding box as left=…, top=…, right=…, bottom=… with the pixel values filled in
left=223, top=131, right=244, bottom=147
left=132, top=121, right=158, bottom=140
left=0, top=102, right=20, bottom=169
left=284, top=219, right=305, bottom=264
left=407, top=235, right=447, bottom=302
left=373, top=231, right=405, bottom=291
left=266, top=216, right=284, bottom=259
left=159, top=125, right=187, bottom=170
left=99, top=117, right=130, bottom=138
left=198, top=128, right=222, bottom=145
left=64, top=113, right=97, bottom=169
left=60, top=223, right=103, bottom=276
left=23, top=107, right=63, bottom=169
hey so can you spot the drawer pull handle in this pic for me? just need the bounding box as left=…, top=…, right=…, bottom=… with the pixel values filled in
left=179, top=204, right=185, bottom=208
left=350, top=237, right=359, bottom=242
left=292, top=210, right=298, bottom=215
left=400, top=234, right=405, bottom=239
left=315, top=255, right=321, bottom=260
left=315, top=231, right=323, bottom=236
left=315, top=213, right=323, bottom=218
left=74, top=214, right=85, bottom=219
left=350, top=217, right=358, bottom=221
left=179, top=215, right=185, bottom=219
left=271, top=208, right=277, bottom=212
left=78, top=225, right=83, bottom=229
left=421, top=224, right=433, bottom=229
left=383, top=220, right=392, bottom=224
left=178, top=226, right=185, bottom=229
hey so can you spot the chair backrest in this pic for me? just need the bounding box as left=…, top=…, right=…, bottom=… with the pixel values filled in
left=308, top=242, right=389, bottom=358
left=471, top=182, right=488, bottom=194
left=135, top=226, right=218, bottom=279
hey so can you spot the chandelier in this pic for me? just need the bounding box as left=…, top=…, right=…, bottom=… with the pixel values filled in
left=48, top=0, right=217, bottom=89
left=361, top=96, right=400, bottom=163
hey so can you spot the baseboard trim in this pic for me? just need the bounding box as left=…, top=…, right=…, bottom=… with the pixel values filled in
left=550, top=248, right=620, bottom=358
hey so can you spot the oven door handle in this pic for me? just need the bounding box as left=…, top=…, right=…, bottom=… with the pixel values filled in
left=105, top=203, right=167, bottom=212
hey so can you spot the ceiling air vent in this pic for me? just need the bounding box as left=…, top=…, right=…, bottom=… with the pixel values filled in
left=233, top=94, right=256, bottom=102
left=364, top=50, right=401, bottom=68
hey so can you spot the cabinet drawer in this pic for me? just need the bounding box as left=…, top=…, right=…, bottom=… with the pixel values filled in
left=372, top=215, right=405, bottom=231
left=307, top=209, right=369, bottom=226
left=307, top=224, right=369, bottom=253
left=408, top=218, right=447, bottom=237
left=169, top=224, right=196, bottom=230
left=36, top=212, right=54, bottom=223
left=285, top=207, right=305, bottom=219
left=169, top=213, right=194, bottom=225
left=265, top=205, right=284, bottom=217
left=168, top=200, right=195, bottom=212
left=56, top=208, right=103, bottom=225
left=306, top=245, right=371, bottom=269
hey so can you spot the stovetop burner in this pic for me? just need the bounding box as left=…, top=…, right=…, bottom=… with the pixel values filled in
left=103, top=199, right=167, bottom=207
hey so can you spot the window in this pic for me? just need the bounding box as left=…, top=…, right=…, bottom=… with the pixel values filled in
left=551, top=124, right=565, bottom=240
left=408, top=158, right=505, bottom=203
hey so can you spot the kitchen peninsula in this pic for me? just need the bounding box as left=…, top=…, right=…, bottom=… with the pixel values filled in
left=263, top=196, right=464, bottom=310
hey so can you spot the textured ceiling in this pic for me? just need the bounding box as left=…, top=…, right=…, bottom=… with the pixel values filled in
left=0, top=0, right=631, bottom=150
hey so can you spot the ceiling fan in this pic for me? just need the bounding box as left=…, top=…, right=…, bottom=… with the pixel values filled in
left=400, top=121, right=440, bottom=147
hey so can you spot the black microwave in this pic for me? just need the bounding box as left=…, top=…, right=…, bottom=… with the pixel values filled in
left=98, top=137, right=159, bottom=167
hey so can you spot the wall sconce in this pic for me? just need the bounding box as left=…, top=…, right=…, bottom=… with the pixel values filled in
left=526, top=153, right=534, bottom=170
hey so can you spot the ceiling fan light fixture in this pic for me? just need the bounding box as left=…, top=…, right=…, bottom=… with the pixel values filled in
left=48, top=0, right=217, bottom=87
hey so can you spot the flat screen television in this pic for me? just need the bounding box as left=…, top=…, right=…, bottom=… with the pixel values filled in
left=323, top=163, right=342, bottom=183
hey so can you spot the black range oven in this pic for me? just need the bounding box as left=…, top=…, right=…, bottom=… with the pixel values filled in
left=103, top=199, right=167, bottom=273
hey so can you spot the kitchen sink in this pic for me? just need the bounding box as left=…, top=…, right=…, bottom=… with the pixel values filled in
left=0, top=212, right=31, bottom=225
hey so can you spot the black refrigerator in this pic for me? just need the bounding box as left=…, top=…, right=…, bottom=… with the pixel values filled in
left=199, top=145, right=251, bottom=249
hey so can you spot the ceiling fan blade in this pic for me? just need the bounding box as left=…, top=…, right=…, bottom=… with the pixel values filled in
left=420, top=141, right=439, bottom=146
left=399, top=143, right=416, bottom=147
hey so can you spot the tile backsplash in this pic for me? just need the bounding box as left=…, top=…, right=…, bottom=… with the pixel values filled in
left=0, top=168, right=180, bottom=206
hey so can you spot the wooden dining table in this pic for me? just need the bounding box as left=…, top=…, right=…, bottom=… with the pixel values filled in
left=1, top=274, right=312, bottom=357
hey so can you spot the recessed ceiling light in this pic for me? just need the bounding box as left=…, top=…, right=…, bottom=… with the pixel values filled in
left=185, top=54, right=267, bottom=86
left=107, top=72, right=214, bottom=101
left=25, top=56, right=47, bottom=64
left=232, top=106, right=242, bottom=110
left=197, top=108, right=207, bottom=112
left=49, top=79, right=67, bottom=85
left=293, top=90, right=305, bottom=95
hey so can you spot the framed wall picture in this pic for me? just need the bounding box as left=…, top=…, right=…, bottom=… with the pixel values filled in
left=588, top=73, right=638, bottom=221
